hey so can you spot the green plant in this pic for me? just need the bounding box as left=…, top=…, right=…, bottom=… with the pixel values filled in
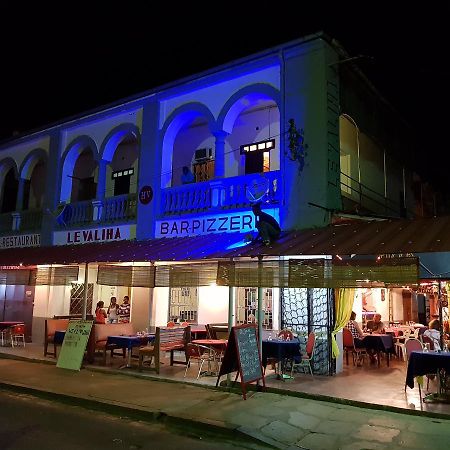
left=286, top=118, right=308, bottom=172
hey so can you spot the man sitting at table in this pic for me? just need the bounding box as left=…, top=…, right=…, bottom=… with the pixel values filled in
left=365, top=313, right=385, bottom=334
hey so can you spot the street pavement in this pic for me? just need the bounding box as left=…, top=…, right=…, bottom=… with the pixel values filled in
left=1, top=356, right=450, bottom=450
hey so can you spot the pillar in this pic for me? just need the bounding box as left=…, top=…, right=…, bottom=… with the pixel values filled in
left=213, top=131, right=228, bottom=178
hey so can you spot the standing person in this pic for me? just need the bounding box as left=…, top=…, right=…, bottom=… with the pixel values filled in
left=118, top=295, right=131, bottom=323
left=95, top=301, right=107, bottom=324
left=251, top=202, right=281, bottom=246
left=107, top=297, right=119, bottom=324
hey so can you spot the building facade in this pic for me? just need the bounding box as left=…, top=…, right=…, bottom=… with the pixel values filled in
left=0, top=33, right=435, bottom=374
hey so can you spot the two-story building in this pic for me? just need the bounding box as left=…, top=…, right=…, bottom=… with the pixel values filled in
left=0, top=32, right=445, bottom=375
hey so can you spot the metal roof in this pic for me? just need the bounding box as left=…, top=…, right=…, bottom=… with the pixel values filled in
left=1, top=215, right=450, bottom=266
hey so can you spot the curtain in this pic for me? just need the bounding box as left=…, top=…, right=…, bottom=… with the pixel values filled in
left=331, top=288, right=355, bottom=358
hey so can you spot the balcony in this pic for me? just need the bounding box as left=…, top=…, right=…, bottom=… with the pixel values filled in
left=161, top=171, right=281, bottom=217
left=56, top=193, right=137, bottom=228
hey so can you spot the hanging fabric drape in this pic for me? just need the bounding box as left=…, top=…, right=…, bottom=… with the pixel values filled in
left=331, top=288, right=355, bottom=358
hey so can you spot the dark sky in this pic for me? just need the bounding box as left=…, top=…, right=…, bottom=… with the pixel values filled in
left=1, top=3, right=448, bottom=190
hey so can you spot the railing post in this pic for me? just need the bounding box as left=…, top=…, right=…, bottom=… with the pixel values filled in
left=210, top=180, right=223, bottom=208
left=92, top=200, right=103, bottom=222
left=12, top=212, right=21, bottom=231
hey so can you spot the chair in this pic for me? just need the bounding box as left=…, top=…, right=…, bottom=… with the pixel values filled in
left=184, top=343, right=216, bottom=379
left=1, top=327, right=11, bottom=346
left=394, top=328, right=412, bottom=361
left=10, top=324, right=26, bottom=347
left=404, top=338, right=424, bottom=400
left=343, top=328, right=367, bottom=366
left=167, top=321, right=175, bottom=328
left=290, top=331, right=316, bottom=378
left=278, top=329, right=294, bottom=341
left=421, top=334, right=435, bottom=351
left=181, top=322, right=189, bottom=327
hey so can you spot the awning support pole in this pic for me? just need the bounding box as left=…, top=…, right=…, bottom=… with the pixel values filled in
left=226, top=282, right=235, bottom=386
left=258, top=256, right=263, bottom=357
left=82, top=262, right=89, bottom=320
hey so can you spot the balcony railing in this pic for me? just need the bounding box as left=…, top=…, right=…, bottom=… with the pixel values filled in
left=161, top=171, right=281, bottom=217
left=0, top=212, right=13, bottom=234
left=100, top=193, right=137, bottom=222
left=18, top=209, right=43, bottom=231
left=56, top=193, right=137, bottom=228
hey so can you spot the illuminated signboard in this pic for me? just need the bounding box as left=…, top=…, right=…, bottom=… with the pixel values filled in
left=53, top=224, right=135, bottom=246
left=155, top=208, right=279, bottom=238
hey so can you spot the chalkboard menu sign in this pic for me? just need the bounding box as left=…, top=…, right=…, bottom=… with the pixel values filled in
left=216, top=324, right=265, bottom=399
left=57, top=320, right=93, bottom=371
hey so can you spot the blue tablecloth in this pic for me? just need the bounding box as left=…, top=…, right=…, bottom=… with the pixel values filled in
left=261, top=339, right=302, bottom=366
left=406, top=351, right=450, bottom=389
left=54, top=330, right=66, bottom=345
left=107, top=334, right=155, bottom=350
left=361, top=334, right=395, bottom=354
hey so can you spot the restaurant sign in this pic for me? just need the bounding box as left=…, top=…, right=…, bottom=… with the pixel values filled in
left=155, top=208, right=279, bottom=238
left=53, top=224, right=135, bottom=246
left=0, top=233, right=40, bottom=249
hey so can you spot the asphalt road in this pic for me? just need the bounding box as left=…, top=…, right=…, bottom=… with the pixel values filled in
left=0, top=389, right=265, bottom=450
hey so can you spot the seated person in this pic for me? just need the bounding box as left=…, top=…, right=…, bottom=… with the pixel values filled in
left=365, top=313, right=385, bottom=334
left=251, top=201, right=281, bottom=246
left=423, top=319, right=441, bottom=350
left=346, top=311, right=364, bottom=345
left=181, top=166, right=195, bottom=184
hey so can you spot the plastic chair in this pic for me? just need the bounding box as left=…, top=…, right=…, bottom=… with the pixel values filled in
left=166, top=321, right=175, bottom=328
left=290, top=331, right=316, bottom=378
left=10, top=324, right=26, bottom=347
left=394, top=328, right=411, bottom=361
left=184, top=343, right=216, bottom=379
left=404, top=338, right=424, bottom=400
left=421, top=334, right=435, bottom=351
left=343, top=327, right=367, bottom=366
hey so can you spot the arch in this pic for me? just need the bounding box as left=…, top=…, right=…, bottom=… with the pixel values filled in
left=60, top=135, right=99, bottom=203
left=160, top=102, right=216, bottom=188
left=0, top=157, right=19, bottom=181
left=99, top=123, right=141, bottom=162
left=19, top=148, right=48, bottom=180
left=217, top=83, right=281, bottom=134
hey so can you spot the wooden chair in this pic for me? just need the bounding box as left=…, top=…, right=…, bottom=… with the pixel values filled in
left=343, top=327, right=367, bottom=366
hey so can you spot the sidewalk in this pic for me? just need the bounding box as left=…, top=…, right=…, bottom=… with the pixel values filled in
left=1, top=356, right=450, bottom=450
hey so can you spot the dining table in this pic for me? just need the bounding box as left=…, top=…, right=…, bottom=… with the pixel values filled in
left=360, top=333, right=395, bottom=367
left=405, top=350, right=450, bottom=390
left=262, top=338, right=302, bottom=380
left=106, top=334, right=155, bottom=368
left=0, top=321, right=24, bottom=331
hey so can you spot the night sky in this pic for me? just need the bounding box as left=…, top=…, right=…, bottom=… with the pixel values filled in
left=1, top=3, right=448, bottom=192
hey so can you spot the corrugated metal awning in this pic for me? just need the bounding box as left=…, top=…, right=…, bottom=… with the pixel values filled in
left=1, top=215, right=450, bottom=267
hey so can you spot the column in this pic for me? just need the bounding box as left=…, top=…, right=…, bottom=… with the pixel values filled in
left=96, top=159, right=108, bottom=200
left=15, top=177, right=26, bottom=211
left=213, top=130, right=228, bottom=178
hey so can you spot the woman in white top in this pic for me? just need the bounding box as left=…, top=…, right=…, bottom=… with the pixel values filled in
left=107, top=297, right=119, bottom=324
left=423, top=319, right=441, bottom=350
